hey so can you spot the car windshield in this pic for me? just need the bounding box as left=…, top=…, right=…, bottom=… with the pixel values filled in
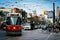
left=26, top=23, right=30, bottom=25
left=6, top=17, right=21, bottom=25
left=23, top=23, right=30, bottom=26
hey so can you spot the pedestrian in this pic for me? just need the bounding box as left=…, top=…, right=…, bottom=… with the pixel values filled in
left=30, top=21, right=35, bottom=30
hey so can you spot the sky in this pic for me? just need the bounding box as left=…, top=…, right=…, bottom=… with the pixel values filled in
left=0, top=0, right=60, bottom=16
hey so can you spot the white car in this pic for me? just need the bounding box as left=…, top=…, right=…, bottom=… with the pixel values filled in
left=23, top=23, right=31, bottom=30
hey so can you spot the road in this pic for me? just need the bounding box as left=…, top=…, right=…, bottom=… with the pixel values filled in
left=0, top=29, right=60, bottom=40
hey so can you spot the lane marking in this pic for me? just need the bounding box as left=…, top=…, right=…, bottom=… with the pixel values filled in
left=45, top=33, right=53, bottom=40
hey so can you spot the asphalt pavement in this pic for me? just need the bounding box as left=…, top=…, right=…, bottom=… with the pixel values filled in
left=0, top=29, right=60, bottom=40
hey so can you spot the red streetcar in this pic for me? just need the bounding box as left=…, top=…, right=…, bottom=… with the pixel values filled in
left=5, top=13, right=22, bottom=35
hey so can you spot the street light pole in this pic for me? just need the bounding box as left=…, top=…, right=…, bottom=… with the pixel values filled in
left=52, top=0, right=56, bottom=32
left=53, top=2, right=55, bottom=26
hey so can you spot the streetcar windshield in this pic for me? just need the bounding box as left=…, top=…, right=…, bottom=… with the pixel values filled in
left=6, top=17, right=21, bottom=25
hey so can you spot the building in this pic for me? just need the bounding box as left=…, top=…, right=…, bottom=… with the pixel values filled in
left=33, top=10, right=37, bottom=16
left=0, top=7, right=12, bottom=22
left=0, top=8, right=12, bottom=16
left=43, top=10, right=53, bottom=24
left=26, top=13, right=31, bottom=22
left=0, top=8, right=12, bottom=13
left=39, top=14, right=45, bottom=22
left=56, top=7, right=60, bottom=19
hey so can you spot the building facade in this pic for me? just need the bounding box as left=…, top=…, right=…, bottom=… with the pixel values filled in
left=56, top=7, right=60, bottom=18
left=0, top=8, right=12, bottom=13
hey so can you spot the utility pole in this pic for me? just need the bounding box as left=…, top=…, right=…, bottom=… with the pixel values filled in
left=52, top=0, right=56, bottom=31
left=53, top=2, right=55, bottom=26
left=48, top=0, right=55, bottom=31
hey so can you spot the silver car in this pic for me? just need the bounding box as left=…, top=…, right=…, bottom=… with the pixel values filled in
left=40, top=25, right=47, bottom=30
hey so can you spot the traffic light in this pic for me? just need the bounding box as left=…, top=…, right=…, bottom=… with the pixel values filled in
left=44, top=10, right=47, bottom=15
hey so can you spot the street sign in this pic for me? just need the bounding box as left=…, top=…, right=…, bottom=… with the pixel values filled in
left=47, top=11, right=53, bottom=18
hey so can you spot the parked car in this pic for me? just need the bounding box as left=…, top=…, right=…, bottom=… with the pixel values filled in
left=23, top=23, right=31, bottom=30
left=40, top=25, right=47, bottom=30
left=23, top=22, right=35, bottom=30
left=35, top=24, right=41, bottom=29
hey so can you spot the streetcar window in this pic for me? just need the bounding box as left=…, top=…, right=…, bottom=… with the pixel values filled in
left=6, top=17, right=21, bottom=25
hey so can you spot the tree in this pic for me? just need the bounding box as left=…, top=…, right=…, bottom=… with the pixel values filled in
left=22, top=10, right=27, bottom=18
left=22, top=10, right=27, bottom=23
